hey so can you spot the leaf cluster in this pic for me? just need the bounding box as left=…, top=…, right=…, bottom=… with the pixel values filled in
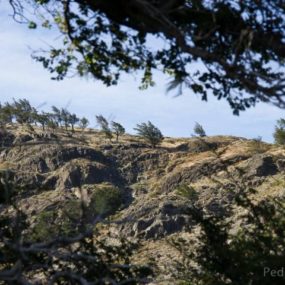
left=9, top=0, right=285, bottom=113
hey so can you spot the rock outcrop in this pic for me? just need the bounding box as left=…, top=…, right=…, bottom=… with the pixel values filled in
left=1, top=127, right=284, bottom=283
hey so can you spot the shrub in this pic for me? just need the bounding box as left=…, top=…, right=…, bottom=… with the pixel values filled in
left=31, top=200, right=83, bottom=241
left=273, top=119, right=285, bottom=145
left=79, top=117, right=89, bottom=131
left=193, top=122, right=206, bottom=137
left=0, top=181, right=152, bottom=283
left=134, top=121, right=164, bottom=148
left=176, top=184, right=198, bottom=201
left=90, top=186, right=122, bottom=217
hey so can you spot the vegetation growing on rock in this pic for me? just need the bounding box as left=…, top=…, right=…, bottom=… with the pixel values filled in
left=193, top=122, right=206, bottom=137
left=1, top=120, right=285, bottom=284
left=90, top=185, right=122, bottom=217
left=134, top=121, right=164, bottom=148
left=273, top=118, right=285, bottom=145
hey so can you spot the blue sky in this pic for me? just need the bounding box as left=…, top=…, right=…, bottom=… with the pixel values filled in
left=0, top=3, right=284, bottom=142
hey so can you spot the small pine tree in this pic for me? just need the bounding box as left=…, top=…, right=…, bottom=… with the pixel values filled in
left=111, top=121, right=125, bottom=142
left=193, top=122, right=206, bottom=137
left=273, top=118, right=285, bottom=145
left=134, top=121, right=163, bottom=148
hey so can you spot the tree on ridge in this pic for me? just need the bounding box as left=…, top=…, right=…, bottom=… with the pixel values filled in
left=273, top=118, right=285, bottom=145
left=111, top=121, right=125, bottom=142
left=134, top=121, right=164, bottom=148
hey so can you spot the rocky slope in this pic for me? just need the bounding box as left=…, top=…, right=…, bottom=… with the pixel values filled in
left=1, top=125, right=285, bottom=283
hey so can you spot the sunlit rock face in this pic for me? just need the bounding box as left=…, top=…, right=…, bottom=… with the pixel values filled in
left=1, top=126, right=285, bottom=282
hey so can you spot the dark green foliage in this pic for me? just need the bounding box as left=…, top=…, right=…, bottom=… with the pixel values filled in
left=12, top=98, right=35, bottom=125
left=193, top=122, right=206, bottom=137
left=31, top=186, right=122, bottom=241
left=171, top=165, right=285, bottom=284
left=165, top=137, right=285, bottom=285
left=0, top=102, right=14, bottom=126
left=69, top=113, right=79, bottom=133
left=0, top=129, right=13, bottom=148
left=187, top=194, right=285, bottom=285
left=102, top=125, right=113, bottom=141
left=111, top=121, right=125, bottom=142
left=51, top=105, right=62, bottom=126
left=176, top=184, right=198, bottom=201
left=79, top=116, right=89, bottom=131
left=96, top=114, right=113, bottom=141
left=0, top=171, right=15, bottom=204
left=61, top=108, right=71, bottom=131
left=9, top=1, right=285, bottom=113
left=0, top=99, right=93, bottom=134
left=35, top=112, right=49, bottom=131
left=46, top=119, right=57, bottom=133
left=90, top=185, right=122, bottom=217
left=31, top=209, right=60, bottom=241
left=134, top=121, right=163, bottom=147
left=96, top=115, right=109, bottom=129
left=273, top=119, right=285, bottom=145
left=0, top=175, right=152, bottom=284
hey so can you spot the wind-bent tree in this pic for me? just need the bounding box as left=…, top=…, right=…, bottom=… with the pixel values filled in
left=273, top=118, right=285, bottom=145
left=68, top=113, right=79, bottom=133
left=79, top=117, right=89, bottom=131
left=46, top=116, right=58, bottom=134
left=35, top=112, right=49, bottom=131
left=96, top=115, right=108, bottom=129
left=111, top=121, right=125, bottom=142
left=8, top=1, right=285, bottom=114
left=61, top=108, right=71, bottom=131
left=134, top=121, right=163, bottom=148
left=96, top=115, right=113, bottom=141
left=193, top=122, right=206, bottom=137
left=12, top=99, right=34, bottom=125
left=51, top=106, right=62, bottom=127
left=0, top=102, right=14, bottom=127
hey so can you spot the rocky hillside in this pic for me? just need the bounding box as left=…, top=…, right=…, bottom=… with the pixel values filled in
left=1, top=125, right=285, bottom=283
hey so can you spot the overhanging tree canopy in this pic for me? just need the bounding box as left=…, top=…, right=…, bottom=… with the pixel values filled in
left=9, top=0, right=285, bottom=114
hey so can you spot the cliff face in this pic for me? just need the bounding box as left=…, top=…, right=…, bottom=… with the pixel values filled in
left=1, top=125, right=285, bottom=282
